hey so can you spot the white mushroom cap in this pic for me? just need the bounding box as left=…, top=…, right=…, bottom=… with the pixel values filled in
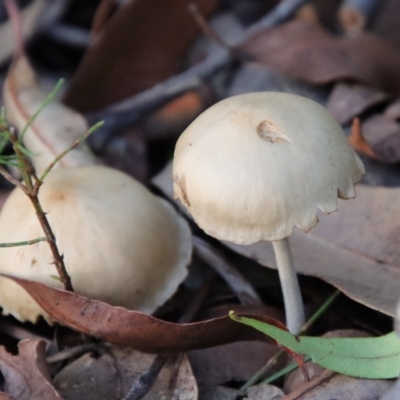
left=0, top=166, right=191, bottom=323
left=173, top=92, right=365, bottom=245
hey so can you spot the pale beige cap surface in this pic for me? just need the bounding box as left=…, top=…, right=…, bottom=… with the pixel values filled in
left=173, top=92, right=365, bottom=245
left=0, top=166, right=191, bottom=323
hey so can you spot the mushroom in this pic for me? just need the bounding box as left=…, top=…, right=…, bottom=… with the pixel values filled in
left=0, top=165, right=191, bottom=323
left=173, top=92, right=365, bottom=334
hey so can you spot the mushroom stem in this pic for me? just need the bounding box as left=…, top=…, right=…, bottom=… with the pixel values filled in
left=272, top=238, right=305, bottom=334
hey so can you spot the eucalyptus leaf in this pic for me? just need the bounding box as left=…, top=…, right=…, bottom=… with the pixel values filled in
left=230, top=312, right=400, bottom=379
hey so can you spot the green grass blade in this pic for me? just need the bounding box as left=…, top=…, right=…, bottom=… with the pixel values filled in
left=230, top=312, right=400, bottom=379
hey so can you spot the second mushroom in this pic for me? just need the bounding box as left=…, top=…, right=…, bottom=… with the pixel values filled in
left=173, top=92, right=365, bottom=334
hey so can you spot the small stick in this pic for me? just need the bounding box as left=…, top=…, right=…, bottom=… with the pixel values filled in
left=122, top=278, right=214, bottom=400
left=1, top=127, right=74, bottom=292
left=0, top=164, right=28, bottom=193
left=46, top=343, right=98, bottom=364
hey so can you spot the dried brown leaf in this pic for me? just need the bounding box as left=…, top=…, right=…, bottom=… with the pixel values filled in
left=240, top=20, right=400, bottom=95
left=0, top=340, right=62, bottom=400
left=153, top=162, right=400, bottom=317
left=3, top=54, right=97, bottom=174
left=63, top=0, right=217, bottom=112
left=2, top=276, right=284, bottom=353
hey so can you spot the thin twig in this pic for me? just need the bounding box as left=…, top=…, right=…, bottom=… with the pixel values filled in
left=39, top=121, right=104, bottom=182
left=122, top=277, right=214, bottom=400
left=6, top=128, right=74, bottom=292
left=193, top=235, right=262, bottom=305
left=281, top=370, right=336, bottom=400
left=25, top=192, right=73, bottom=291
left=46, top=343, right=98, bottom=364
left=0, top=164, right=28, bottom=193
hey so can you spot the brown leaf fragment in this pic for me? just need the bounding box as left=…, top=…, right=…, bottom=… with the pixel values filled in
left=348, top=117, right=377, bottom=159
left=0, top=340, right=62, bottom=400
left=2, top=276, right=281, bottom=354
left=327, top=83, right=390, bottom=125
left=361, top=114, right=400, bottom=163
left=63, top=0, right=217, bottom=112
left=240, top=20, right=400, bottom=95
left=143, top=91, right=205, bottom=139
left=3, top=54, right=97, bottom=175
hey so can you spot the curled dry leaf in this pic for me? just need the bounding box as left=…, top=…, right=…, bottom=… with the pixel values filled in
left=152, top=162, right=400, bottom=317
left=0, top=340, right=62, bottom=400
left=2, top=275, right=283, bottom=354
left=240, top=20, right=400, bottom=95
left=63, top=0, right=217, bottom=112
left=3, top=54, right=97, bottom=175
left=54, top=345, right=197, bottom=400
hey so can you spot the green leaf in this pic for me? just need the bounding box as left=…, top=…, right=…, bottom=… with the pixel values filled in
left=230, top=312, right=400, bottom=379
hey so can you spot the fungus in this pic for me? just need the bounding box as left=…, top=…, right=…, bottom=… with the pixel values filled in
left=173, top=92, right=365, bottom=334
left=0, top=165, right=191, bottom=323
